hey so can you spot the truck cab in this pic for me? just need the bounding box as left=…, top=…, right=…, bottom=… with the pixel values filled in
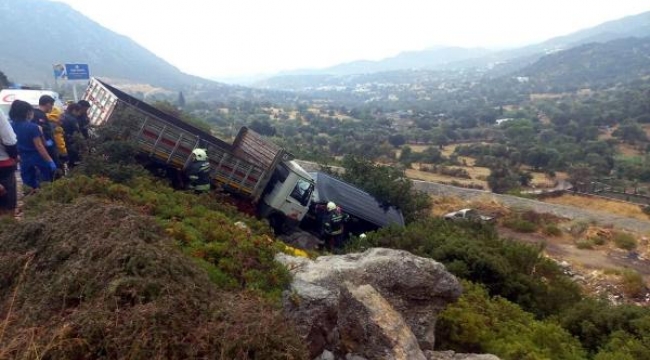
left=259, top=160, right=315, bottom=232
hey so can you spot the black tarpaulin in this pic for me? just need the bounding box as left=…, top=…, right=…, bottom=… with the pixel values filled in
left=310, top=172, right=405, bottom=228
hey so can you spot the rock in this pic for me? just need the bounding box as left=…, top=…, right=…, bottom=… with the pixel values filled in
left=278, top=248, right=462, bottom=357
left=279, top=229, right=323, bottom=250
left=345, top=354, right=368, bottom=360
left=315, top=350, right=335, bottom=360
left=425, top=350, right=501, bottom=360
left=339, top=282, right=426, bottom=360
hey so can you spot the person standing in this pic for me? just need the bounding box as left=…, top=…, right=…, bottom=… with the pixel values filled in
left=321, top=201, right=348, bottom=251
left=185, top=148, right=211, bottom=194
left=0, top=110, right=18, bottom=217
left=32, top=95, right=63, bottom=170
left=9, top=100, right=56, bottom=191
left=61, top=103, right=82, bottom=168
left=76, top=100, right=91, bottom=139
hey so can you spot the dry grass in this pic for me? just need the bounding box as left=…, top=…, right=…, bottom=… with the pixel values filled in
left=406, top=167, right=489, bottom=189
left=429, top=194, right=511, bottom=219
left=0, top=199, right=308, bottom=359
left=542, top=193, right=649, bottom=220
left=617, top=143, right=644, bottom=156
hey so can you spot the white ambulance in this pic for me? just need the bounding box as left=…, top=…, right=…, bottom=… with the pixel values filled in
left=0, top=88, right=65, bottom=118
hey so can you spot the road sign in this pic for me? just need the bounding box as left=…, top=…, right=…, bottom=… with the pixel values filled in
left=64, top=63, right=90, bottom=80
left=53, top=64, right=66, bottom=79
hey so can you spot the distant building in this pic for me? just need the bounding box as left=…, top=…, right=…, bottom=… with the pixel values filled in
left=495, top=118, right=514, bottom=125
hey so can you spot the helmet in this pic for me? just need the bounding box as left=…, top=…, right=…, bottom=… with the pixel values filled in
left=326, top=201, right=337, bottom=211
left=192, top=148, right=208, bottom=161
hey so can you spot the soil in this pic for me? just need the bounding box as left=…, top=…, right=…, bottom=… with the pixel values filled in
left=498, top=227, right=650, bottom=277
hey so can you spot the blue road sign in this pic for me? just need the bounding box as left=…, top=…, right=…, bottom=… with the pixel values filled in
left=64, top=63, right=90, bottom=80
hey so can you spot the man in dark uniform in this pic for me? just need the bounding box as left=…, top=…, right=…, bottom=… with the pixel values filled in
left=185, top=148, right=211, bottom=193
left=31, top=95, right=59, bottom=167
left=321, top=201, right=348, bottom=251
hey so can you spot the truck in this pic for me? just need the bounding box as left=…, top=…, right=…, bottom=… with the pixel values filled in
left=82, top=78, right=315, bottom=232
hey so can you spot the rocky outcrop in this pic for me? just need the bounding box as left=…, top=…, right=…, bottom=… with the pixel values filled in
left=277, top=248, right=464, bottom=359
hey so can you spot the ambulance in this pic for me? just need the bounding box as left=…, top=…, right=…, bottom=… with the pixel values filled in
left=0, top=88, right=65, bottom=117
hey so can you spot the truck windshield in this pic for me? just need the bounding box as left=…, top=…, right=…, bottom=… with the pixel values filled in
left=290, top=178, right=314, bottom=206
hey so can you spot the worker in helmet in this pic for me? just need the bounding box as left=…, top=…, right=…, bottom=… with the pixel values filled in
left=321, top=201, right=349, bottom=251
left=185, top=148, right=211, bottom=193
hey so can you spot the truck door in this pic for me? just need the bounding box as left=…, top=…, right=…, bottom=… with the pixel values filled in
left=278, top=175, right=314, bottom=221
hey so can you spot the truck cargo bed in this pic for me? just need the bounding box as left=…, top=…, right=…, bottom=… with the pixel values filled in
left=84, top=78, right=274, bottom=201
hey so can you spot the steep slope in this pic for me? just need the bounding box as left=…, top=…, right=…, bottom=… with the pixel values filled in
left=0, top=0, right=212, bottom=89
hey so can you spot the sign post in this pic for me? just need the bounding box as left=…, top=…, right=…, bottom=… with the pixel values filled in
left=53, top=63, right=90, bottom=101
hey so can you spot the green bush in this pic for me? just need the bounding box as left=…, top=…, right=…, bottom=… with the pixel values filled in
left=27, top=175, right=289, bottom=299
left=436, top=281, right=586, bottom=360
left=543, top=224, right=562, bottom=236
left=613, top=232, right=637, bottom=250
left=620, top=270, right=646, bottom=298
left=503, top=217, right=538, bottom=233
left=348, top=218, right=582, bottom=318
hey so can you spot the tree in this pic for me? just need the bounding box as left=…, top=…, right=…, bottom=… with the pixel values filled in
left=388, top=134, right=406, bottom=148
left=487, top=162, right=520, bottom=194
left=613, top=120, right=648, bottom=144
left=339, top=156, right=431, bottom=223
left=0, top=70, right=9, bottom=89
left=176, top=91, right=186, bottom=109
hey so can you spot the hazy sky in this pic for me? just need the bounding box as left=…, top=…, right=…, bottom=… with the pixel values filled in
left=54, top=0, right=649, bottom=79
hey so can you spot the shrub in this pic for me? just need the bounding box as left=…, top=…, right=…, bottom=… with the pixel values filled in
left=591, top=235, right=607, bottom=246
left=576, top=239, right=595, bottom=249
left=620, top=270, right=646, bottom=298
left=348, top=218, right=582, bottom=318
left=503, top=217, right=538, bottom=233
left=569, top=221, right=590, bottom=236
left=543, top=224, right=562, bottom=237
left=26, top=175, right=289, bottom=299
left=436, top=281, right=586, bottom=360
left=613, top=232, right=637, bottom=250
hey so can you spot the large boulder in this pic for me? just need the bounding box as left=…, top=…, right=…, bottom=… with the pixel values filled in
left=277, top=247, right=462, bottom=358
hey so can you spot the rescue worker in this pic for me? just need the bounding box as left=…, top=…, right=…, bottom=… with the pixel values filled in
left=9, top=100, right=57, bottom=190
left=321, top=201, right=348, bottom=251
left=31, top=95, right=58, bottom=167
left=46, top=107, right=68, bottom=176
left=61, top=103, right=83, bottom=168
left=185, top=148, right=211, bottom=193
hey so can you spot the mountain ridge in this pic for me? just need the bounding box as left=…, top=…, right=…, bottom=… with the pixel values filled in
left=0, top=0, right=217, bottom=90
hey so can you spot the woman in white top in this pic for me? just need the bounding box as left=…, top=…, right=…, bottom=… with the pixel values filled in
left=0, top=109, right=18, bottom=216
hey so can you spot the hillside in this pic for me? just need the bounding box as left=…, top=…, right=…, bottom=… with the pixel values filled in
left=257, top=10, right=650, bottom=90
left=0, top=0, right=214, bottom=89
left=520, top=36, right=650, bottom=91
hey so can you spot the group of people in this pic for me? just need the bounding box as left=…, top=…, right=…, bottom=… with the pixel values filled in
left=0, top=96, right=91, bottom=216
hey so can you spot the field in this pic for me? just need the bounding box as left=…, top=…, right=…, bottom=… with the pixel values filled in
left=541, top=193, right=649, bottom=221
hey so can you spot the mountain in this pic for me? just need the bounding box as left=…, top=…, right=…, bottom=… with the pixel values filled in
left=278, top=46, right=492, bottom=77
left=0, top=0, right=215, bottom=89
left=518, top=36, right=650, bottom=91
left=256, top=10, right=650, bottom=90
